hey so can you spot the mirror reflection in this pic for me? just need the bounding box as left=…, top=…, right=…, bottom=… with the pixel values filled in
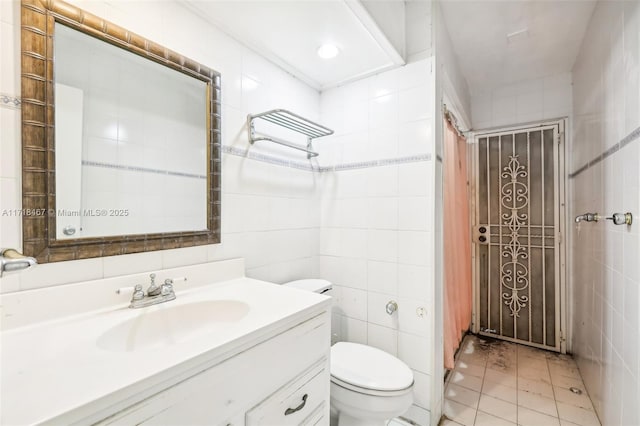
left=54, top=23, right=208, bottom=240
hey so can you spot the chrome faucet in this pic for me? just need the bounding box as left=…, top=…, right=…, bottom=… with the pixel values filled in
left=126, top=274, right=177, bottom=309
left=575, top=212, right=600, bottom=223
left=0, top=248, right=37, bottom=277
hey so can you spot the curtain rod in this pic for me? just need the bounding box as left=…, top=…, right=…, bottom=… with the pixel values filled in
left=443, top=104, right=470, bottom=137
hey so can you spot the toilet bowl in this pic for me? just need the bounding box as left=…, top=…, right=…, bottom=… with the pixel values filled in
left=330, top=342, right=414, bottom=426
left=283, top=279, right=414, bottom=426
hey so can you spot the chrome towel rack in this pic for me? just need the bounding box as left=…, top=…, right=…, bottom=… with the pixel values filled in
left=247, top=109, right=334, bottom=158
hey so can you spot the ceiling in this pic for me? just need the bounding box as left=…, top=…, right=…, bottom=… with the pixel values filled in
left=440, top=0, right=597, bottom=95
left=186, top=0, right=405, bottom=90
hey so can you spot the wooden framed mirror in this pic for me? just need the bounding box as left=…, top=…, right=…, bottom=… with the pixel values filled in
left=21, top=0, right=221, bottom=263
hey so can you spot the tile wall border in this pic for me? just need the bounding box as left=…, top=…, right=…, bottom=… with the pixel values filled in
left=222, top=145, right=431, bottom=172
left=82, top=160, right=207, bottom=180
left=569, top=126, right=640, bottom=178
left=0, top=94, right=21, bottom=109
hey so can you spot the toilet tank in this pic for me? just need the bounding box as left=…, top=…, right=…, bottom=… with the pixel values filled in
left=283, top=279, right=332, bottom=294
left=283, top=279, right=337, bottom=344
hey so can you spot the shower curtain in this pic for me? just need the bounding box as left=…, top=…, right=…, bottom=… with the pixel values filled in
left=443, top=118, right=472, bottom=370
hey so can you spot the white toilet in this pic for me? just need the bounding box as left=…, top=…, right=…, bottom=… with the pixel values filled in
left=284, top=279, right=414, bottom=426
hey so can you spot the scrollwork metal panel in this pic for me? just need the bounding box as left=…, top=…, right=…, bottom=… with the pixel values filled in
left=475, top=124, right=562, bottom=351
left=500, top=155, right=530, bottom=318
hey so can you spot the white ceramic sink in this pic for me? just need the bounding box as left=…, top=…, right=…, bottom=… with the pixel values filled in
left=97, top=300, right=250, bottom=352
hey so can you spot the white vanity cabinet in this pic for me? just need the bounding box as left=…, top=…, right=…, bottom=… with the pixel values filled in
left=97, top=311, right=331, bottom=426
left=1, top=261, right=332, bottom=426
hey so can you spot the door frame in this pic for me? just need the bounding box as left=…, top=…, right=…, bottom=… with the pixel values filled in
left=468, top=118, right=568, bottom=353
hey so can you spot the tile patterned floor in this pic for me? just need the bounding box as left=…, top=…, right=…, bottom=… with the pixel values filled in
left=442, top=335, right=601, bottom=426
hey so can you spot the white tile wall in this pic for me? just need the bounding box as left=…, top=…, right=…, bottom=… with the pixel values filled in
left=0, top=0, right=21, bottom=270
left=318, top=58, right=436, bottom=423
left=470, top=72, right=573, bottom=130
left=0, top=0, right=321, bottom=292
left=570, top=1, right=640, bottom=425
left=319, top=60, right=433, bottom=167
left=1, top=3, right=440, bottom=425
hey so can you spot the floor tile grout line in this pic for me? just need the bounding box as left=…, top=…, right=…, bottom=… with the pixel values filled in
left=473, top=353, right=488, bottom=425
left=546, top=352, right=562, bottom=421
left=515, top=345, right=519, bottom=425
left=576, top=374, right=602, bottom=425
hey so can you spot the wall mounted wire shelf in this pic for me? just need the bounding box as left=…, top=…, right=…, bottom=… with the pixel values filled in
left=247, top=109, right=334, bottom=158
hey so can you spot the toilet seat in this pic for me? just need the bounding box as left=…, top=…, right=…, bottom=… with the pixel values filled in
left=330, top=375, right=413, bottom=397
left=330, top=342, right=414, bottom=396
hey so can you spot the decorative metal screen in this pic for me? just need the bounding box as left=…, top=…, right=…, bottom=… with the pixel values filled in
left=475, top=124, right=562, bottom=351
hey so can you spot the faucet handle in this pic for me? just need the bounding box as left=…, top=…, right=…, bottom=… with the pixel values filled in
left=146, top=273, right=159, bottom=295
left=132, top=284, right=145, bottom=301
left=162, top=278, right=174, bottom=296
left=386, top=300, right=398, bottom=315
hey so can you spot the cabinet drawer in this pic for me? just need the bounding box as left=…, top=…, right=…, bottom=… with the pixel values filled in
left=246, top=359, right=327, bottom=426
left=301, top=404, right=325, bottom=426
left=218, top=411, right=245, bottom=426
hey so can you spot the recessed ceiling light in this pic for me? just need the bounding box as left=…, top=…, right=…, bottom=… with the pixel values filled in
left=317, top=44, right=340, bottom=59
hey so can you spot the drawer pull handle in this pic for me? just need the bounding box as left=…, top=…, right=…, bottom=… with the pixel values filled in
left=284, top=394, right=308, bottom=416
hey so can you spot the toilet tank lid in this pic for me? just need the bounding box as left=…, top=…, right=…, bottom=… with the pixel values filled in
left=331, top=342, right=414, bottom=391
left=283, top=279, right=332, bottom=294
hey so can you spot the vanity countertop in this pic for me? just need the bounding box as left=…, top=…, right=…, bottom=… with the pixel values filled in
left=0, top=261, right=331, bottom=426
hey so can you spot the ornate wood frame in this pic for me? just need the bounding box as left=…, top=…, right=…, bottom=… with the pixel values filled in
left=21, top=0, right=221, bottom=263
